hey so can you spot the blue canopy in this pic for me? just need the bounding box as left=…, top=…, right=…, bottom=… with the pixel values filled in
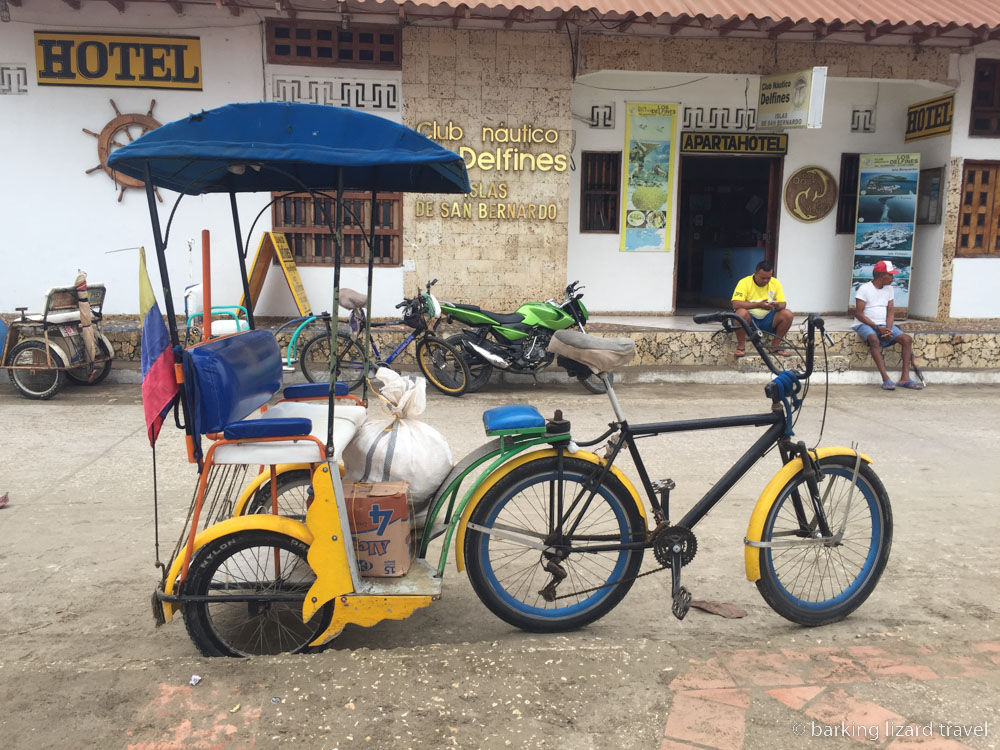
left=107, top=101, right=470, bottom=196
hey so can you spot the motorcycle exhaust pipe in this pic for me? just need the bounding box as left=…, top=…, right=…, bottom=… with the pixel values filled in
left=467, top=342, right=509, bottom=369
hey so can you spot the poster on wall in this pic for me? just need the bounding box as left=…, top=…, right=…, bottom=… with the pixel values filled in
left=850, top=153, right=920, bottom=310
left=620, top=102, right=678, bottom=252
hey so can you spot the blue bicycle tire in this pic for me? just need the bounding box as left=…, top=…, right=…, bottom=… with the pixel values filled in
left=755, top=456, right=892, bottom=626
left=465, top=456, right=645, bottom=632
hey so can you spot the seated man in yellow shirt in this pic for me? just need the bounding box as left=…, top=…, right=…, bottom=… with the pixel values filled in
left=730, top=260, right=794, bottom=357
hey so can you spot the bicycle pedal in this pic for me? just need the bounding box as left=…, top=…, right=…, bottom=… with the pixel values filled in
left=671, top=586, right=692, bottom=621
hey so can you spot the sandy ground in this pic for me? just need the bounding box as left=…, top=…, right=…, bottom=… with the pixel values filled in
left=1, top=379, right=998, bottom=749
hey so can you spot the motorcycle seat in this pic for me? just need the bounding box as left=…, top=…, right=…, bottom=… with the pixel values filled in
left=449, top=303, right=524, bottom=325
left=548, top=330, right=635, bottom=374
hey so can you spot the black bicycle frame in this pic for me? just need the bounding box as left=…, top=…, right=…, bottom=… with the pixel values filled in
left=549, top=408, right=792, bottom=555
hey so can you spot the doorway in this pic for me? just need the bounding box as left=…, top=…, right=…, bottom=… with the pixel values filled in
left=676, top=155, right=783, bottom=308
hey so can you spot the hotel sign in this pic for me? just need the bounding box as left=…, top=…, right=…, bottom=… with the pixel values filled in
left=34, top=32, right=202, bottom=89
left=681, top=131, right=788, bottom=155
left=905, top=93, right=954, bottom=142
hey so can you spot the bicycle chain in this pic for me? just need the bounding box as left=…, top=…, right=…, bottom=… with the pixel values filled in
left=549, top=525, right=696, bottom=601
left=552, top=560, right=672, bottom=600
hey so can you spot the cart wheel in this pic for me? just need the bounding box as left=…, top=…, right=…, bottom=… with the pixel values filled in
left=67, top=340, right=114, bottom=386
left=7, top=341, right=66, bottom=399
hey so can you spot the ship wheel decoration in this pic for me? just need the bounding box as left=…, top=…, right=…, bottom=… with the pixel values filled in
left=83, top=99, right=163, bottom=202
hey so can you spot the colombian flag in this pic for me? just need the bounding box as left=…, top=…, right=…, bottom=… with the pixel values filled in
left=139, top=248, right=178, bottom=445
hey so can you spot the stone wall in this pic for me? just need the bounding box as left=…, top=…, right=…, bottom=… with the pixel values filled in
left=98, top=324, right=1000, bottom=373
left=401, top=28, right=573, bottom=310
left=579, top=35, right=952, bottom=83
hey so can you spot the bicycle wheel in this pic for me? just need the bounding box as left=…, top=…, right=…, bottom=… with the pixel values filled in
left=465, top=455, right=645, bottom=632
left=7, top=340, right=65, bottom=400
left=445, top=332, right=493, bottom=392
left=67, top=340, right=113, bottom=385
left=300, top=331, right=366, bottom=390
left=242, top=469, right=313, bottom=520
left=182, top=530, right=333, bottom=657
left=755, top=456, right=892, bottom=626
left=415, top=336, right=469, bottom=397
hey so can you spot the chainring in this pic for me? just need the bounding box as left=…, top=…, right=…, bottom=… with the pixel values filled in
left=652, top=526, right=698, bottom=568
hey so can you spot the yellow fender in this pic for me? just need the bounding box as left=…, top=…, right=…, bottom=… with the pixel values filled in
left=305, top=463, right=432, bottom=646
left=453, top=448, right=648, bottom=572
left=744, top=447, right=872, bottom=582
left=160, top=514, right=313, bottom=622
left=232, top=463, right=312, bottom=516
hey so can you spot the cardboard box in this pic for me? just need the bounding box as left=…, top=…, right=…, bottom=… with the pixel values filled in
left=347, top=481, right=415, bottom=577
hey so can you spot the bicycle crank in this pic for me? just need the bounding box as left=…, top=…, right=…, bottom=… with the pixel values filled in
left=651, top=526, right=697, bottom=620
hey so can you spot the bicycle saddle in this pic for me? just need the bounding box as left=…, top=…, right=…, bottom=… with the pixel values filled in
left=548, top=330, right=635, bottom=374
left=339, top=287, right=368, bottom=311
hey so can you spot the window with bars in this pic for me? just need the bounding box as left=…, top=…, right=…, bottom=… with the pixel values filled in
left=265, top=19, right=401, bottom=69
left=836, top=153, right=860, bottom=234
left=580, top=151, right=621, bottom=232
left=957, top=162, right=1000, bottom=257
left=970, top=59, right=1000, bottom=137
left=272, top=192, right=403, bottom=266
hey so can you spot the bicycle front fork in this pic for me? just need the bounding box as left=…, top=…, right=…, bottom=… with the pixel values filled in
left=780, top=440, right=834, bottom=539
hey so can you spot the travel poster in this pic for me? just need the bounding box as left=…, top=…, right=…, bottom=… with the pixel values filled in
left=620, top=103, right=678, bottom=252
left=851, top=153, right=920, bottom=309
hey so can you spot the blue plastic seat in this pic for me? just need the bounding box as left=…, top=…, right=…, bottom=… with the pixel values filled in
left=223, top=417, right=312, bottom=440
left=482, top=404, right=546, bottom=436
left=282, top=381, right=349, bottom=400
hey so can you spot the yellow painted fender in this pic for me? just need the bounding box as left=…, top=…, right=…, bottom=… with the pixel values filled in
left=744, top=447, right=872, bottom=582
left=454, top=448, right=648, bottom=572
left=160, top=514, right=313, bottom=622
left=231, top=463, right=312, bottom=516
left=232, top=462, right=346, bottom=516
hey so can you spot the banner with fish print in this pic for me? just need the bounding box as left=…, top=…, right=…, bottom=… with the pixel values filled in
left=620, top=103, right=678, bottom=252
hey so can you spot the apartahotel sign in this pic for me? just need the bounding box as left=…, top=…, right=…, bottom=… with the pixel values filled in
left=34, top=31, right=202, bottom=89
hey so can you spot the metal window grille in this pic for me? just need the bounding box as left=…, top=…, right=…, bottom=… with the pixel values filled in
left=272, top=192, right=402, bottom=266
left=580, top=151, right=621, bottom=233
left=266, top=19, right=401, bottom=70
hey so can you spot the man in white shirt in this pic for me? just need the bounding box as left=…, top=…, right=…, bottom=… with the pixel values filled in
left=853, top=260, right=922, bottom=390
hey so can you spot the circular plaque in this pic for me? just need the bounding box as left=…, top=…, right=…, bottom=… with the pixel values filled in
left=784, top=166, right=837, bottom=223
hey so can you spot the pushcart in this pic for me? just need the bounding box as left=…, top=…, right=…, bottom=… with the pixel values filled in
left=1, top=282, right=115, bottom=399
left=109, top=102, right=888, bottom=658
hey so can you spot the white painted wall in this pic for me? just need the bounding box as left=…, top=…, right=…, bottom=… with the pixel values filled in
left=570, top=71, right=950, bottom=314
left=0, top=2, right=405, bottom=320
left=947, top=42, right=1000, bottom=319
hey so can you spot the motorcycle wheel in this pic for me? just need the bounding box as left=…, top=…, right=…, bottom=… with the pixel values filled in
left=579, top=371, right=613, bottom=394
left=445, top=333, right=493, bottom=392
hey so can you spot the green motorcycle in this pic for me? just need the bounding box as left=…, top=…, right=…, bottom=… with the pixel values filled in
left=441, top=281, right=611, bottom=394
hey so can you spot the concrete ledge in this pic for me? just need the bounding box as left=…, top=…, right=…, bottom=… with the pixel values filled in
left=104, top=357, right=1000, bottom=387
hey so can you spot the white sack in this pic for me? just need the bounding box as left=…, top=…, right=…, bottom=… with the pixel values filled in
left=342, top=368, right=453, bottom=516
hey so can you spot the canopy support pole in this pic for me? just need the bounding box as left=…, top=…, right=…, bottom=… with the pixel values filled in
left=144, top=164, right=180, bottom=349
left=362, top=188, right=377, bottom=405
left=326, top=169, right=344, bottom=459
left=229, top=192, right=255, bottom=330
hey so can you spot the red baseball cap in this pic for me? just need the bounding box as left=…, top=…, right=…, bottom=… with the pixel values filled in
left=873, top=260, right=901, bottom=275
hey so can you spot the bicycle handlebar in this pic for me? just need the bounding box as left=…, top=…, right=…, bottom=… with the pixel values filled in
left=694, top=311, right=824, bottom=380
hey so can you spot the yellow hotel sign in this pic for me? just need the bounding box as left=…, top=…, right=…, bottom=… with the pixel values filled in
left=34, top=32, right=202, bottom=89
left=905, top=93, right=954, bottom=142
